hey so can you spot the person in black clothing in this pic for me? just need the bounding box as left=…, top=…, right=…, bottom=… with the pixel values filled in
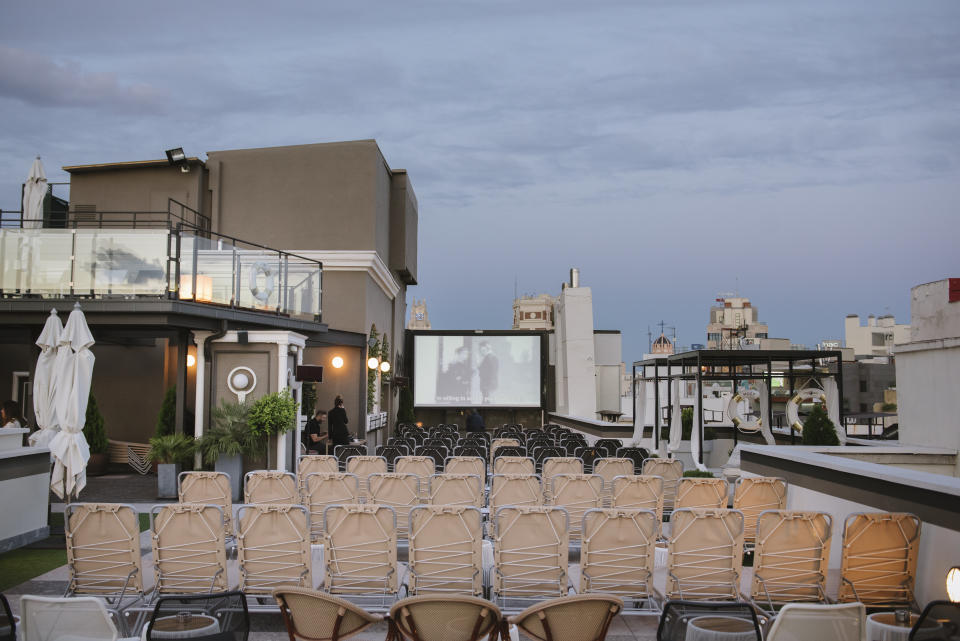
left=465, top=408, right=485, bottom=432
left=327, top=395, right=351, bottom=447
left=302, top=409, right=327, bottom=454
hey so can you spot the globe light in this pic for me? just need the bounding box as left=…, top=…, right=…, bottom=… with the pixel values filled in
left=232, top=372, right=249, bottom=389
left=948, top=566, right=960, bottom=602
left=379, top=361, right=390, bottom=373
left=186, top=354, right=196, bottom=367
left=331, top=356, right=344, bottom=369
left=367, top=357, right=380, bottom=370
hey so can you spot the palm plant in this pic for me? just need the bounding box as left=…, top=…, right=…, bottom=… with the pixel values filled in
left=198, top=400, right=261, bottom=465
left=148, top=433, right=196, bottom=465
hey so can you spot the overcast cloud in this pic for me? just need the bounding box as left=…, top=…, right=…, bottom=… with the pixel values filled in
left=1, top=1, right=957, bottom=357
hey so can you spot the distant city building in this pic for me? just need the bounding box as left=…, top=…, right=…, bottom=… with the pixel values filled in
left=512, top=293, right=556, bottom=330
left=407, top=298, right=431, bottom=329
left=651, top=333, right=674, bottom=355
left=706, top=295, right=769, bottom=349
left=844, top=314, right=910, bottom=357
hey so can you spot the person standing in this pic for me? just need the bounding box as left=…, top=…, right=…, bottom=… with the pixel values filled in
left=302, top=409, right=328, bottom=454
left=465, top=408, right=485, bottom=432
left=327, top=395, right=351, bottom=447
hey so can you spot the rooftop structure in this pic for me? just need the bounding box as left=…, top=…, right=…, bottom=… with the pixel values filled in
left=845, top=313, right=910, bottom=357
left=706, top=294, right=769, bottom=349
left=512, top=293, right=556, bottom=330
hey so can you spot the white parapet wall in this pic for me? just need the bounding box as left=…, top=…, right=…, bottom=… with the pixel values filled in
left=0, top=447, right=51, bottom=553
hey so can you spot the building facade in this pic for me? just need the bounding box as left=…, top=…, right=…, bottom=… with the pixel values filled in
left=512, top=293, right=556, bottom=330
left=706, top=295, right=768, bottom=349
left=844, top=313, right=910, bottom=357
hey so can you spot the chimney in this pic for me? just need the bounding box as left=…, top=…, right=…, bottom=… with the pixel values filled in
left=570, top=268, right=580, bottom=288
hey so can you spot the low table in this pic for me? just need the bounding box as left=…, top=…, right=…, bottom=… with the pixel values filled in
left=149, top=613, right=219, bottom=639
left=866, top=612, right=932, bottom=641
left=686, top=615, right=758, bottom=641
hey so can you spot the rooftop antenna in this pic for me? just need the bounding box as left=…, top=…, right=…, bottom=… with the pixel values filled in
left=735, top=276, right=739, bottom=297
left=647, top=325, right=652, bottom=352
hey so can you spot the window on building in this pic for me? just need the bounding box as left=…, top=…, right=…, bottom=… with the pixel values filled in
left=707, top=333, right=721, bottom=343
left=859, top=380, right=867, bottom=393
left=756, top=333, right=767, bottom=339
left=872, top=333, right=887, bottom=346
left=859, top=403, right=868, bottom=412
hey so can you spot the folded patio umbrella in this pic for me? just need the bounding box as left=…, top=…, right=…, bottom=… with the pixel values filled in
left=22, top=156, right=46, bottom=229
left=49, top=304, right=95, bottom=500
left=28, top=308, right=63, bottom=449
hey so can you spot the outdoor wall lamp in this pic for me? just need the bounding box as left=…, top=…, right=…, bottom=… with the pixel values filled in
left=368, top=357, right=380, bottom=370
left=948, top=566, right=960, bottom=602
left=331, top=356, right=344, bottom=369
left=186, top=354, right=196, bottom=368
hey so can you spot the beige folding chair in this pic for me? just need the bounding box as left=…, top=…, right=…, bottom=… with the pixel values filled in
left=304, top=472, right=360, bottom=542
left=592, top=458, right=633, bottom=505
left=611, top=475, right=664, bottom=522
left=641, top=458, right=683, bottom=512
left=368, top=473, right=421, bottom=538
left=237, top=504, right=312, bottom=597
left=298, top=455, right=339, bottom=497
left=395, top=455, right=436, bottom=478
left=489, top=474, right=542, bottom=515
left=492, top=505, right=569, bottom=610
left=675, top=477, right=729, bottom=511
left=389, top=594, right=502, bottom=641
left=508, top=594, right=623, bottom=641
left=579, top=508, right=660, bottom=612
left=666, top=508, right=744, bottom=601
left=547, top=474, right=604, bottom=542
left=150, top=503, right=228, bottom=595
left=244, top=470, right=298, bottom=505
left=491, top=438, right=520, bottom=459
left=542, top=457, right=583, bottom=482
left=64, top=503, right=147, bottom=630
left=324, top=504, right=400, bottom=611
left=427, top=474, right=484, bottom=508
left=733, top=476, right=787, bottom=545
left=837, top=512, right=920, bottom=609
left=766, top=602, right=865, bottom=641
left=750, top=510, right=832, bottom=614
left=493, top=456, right=535, bottom=476
left=179, top=471, right=234, bottom=535
left=407, top=505, right=484, bottom=596
left=346, top=455, right=389, bottom=499
left=444, top=455, right=486, bottom=487
left=274, top=587, right=382, bottom=641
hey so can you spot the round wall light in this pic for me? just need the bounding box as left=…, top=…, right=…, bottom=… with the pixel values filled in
left=379, top=361, right=390, bottom=373
left=367, top=357, right=380, bottom=370
left=331, top=356, right=344, bottom=369
left=187, top=354, right=196, bottom=367
left=948, top=566, right=960, bottom=602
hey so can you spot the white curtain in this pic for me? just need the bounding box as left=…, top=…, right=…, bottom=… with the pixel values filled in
left=29, top=309, right=62, bottom=449
left=631, top=379, right=650, bottom=449
left=690, top=388, right=708, bottom=472
left=755, top=381, right=776, bottom=445
left=823, top=377, right=846, bottom=444
left=49, top=305, right=95, bottom=500
left=668, top=376, right=682, bottom=452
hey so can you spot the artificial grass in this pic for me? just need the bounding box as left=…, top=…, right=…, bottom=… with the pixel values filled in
left=0, top=512, right=150, bottom=592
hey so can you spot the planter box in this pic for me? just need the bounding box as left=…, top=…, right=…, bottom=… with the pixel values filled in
left=215, top=454, right=243, bottom=502
left=157, top=463, right=181, bottom=499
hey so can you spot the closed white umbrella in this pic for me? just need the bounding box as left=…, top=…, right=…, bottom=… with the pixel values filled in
left=49, top=303, right=95, bottom=500
left=22, top=157, right=47, bottom=229
left=28, top=308, right=63, bottom=449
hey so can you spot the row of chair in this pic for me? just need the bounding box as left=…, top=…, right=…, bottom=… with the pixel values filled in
left=63, top=498, right=921, bottom=620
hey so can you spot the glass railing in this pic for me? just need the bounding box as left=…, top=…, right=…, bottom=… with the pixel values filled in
left=0, top=226, right=321, bottom=321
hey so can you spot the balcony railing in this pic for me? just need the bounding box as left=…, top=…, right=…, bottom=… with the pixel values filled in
left=0, top=224, right=321, bottom=322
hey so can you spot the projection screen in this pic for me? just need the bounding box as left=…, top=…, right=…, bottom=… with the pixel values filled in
left=414, top=334, right=541, bottom=407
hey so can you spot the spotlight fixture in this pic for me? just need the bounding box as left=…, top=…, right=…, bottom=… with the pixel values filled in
left=164, top=147, right=190, bottom=173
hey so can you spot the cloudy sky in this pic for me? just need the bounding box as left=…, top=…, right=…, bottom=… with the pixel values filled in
left=1, top=1, right=957, bottom=358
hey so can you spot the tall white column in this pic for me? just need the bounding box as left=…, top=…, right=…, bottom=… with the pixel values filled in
left=275, top=338, right=290, bottom=471
left=191, top=331, right=213, bottom=469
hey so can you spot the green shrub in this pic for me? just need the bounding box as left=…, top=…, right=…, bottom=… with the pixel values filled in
left=683, top=469, right=716, bottom=478
left=881, top=402, right=897, bottom=412
left=83, top=391, right=109, bottom=455
left=248, top=389, right=298, bottom=437
left=198, top=400, right=261, bottom=465
left=155, top=387, right=177, bottom=438
left=397, top=385, right=415, bottom=424
left=681, top=407, right=693, bottom=440
left=801, top=405, right=840, bottom=446
left=148, top=433, right=196, bottom=465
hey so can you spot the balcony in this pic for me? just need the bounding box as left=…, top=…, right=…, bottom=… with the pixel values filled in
left=0, top=223, right=321, bottom=322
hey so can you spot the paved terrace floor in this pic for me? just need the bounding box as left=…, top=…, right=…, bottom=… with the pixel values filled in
left=17, top=473, right=660, bottom=640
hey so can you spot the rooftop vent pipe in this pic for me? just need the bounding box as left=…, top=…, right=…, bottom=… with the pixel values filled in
left=570, top=268, right=580, bottom=288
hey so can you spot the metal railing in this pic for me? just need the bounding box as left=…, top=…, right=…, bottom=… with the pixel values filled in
left=1, top=194, right=209, bottom=231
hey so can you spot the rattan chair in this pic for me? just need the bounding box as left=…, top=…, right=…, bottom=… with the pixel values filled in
left=274, top=587, right=382, bottom=641
left=509, top=594, right=623, bottom=641
left=387, top=594, right=501, bottom=641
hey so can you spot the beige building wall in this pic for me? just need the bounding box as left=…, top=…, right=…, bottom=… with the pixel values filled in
left=706, top=296, right=768, bottom=349
left=844, top=313, right=910, bottom=357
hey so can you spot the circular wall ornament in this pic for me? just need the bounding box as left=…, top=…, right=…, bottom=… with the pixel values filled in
left=785, top=387, right=828, bottom=432
left=727, top=388, right=762, bottom=431
left=248, top=261, right=275, bottom=304
left=227, top=365, right=257, bottom=403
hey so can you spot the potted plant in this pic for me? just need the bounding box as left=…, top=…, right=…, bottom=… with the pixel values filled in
left=148, top=433, right=196, bottom=498
left=248, top=389, right=298, bottom=468
left=83, top=391, right=110, bottom=476
left=198, top=400, right=259, bottom=501
left=801, top=405, right=841, bottom=446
